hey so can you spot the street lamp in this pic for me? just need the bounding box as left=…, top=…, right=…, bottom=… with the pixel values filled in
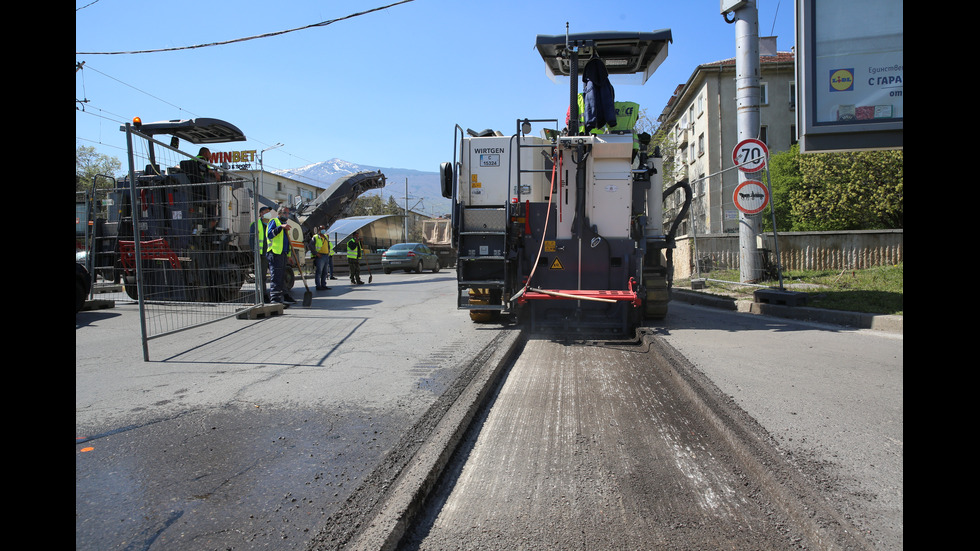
left=259, top=143, right=284, bottom=198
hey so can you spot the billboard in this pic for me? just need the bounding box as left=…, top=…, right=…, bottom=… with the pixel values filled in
left=795, top=0, right=903, bottom=152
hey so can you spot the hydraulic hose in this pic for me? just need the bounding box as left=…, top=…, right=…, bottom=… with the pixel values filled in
left=509, top=149, right=559, bottom=303
left=660, top=181, right=693, bottom=291
left=662, top=182, right=693, bottom=241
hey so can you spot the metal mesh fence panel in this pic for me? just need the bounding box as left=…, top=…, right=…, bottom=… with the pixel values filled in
left=82, top=124, right=265, bottom=357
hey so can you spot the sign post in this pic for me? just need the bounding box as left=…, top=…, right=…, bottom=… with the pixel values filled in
left=732, top=136, right=769, bottom=282
left=728, top=0, right=764, bottom=283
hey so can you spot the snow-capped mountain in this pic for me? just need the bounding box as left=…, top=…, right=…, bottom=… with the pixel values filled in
left=275, top=158, right=449, bottom=217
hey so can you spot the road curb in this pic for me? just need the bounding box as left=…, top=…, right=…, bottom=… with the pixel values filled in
left=672, top=288, right=902, bottom=334
left=347, top=329, right=525, bottom=550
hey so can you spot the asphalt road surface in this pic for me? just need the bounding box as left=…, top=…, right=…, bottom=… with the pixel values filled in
left=76, top=272, right=507, bottom=551
left=400, top=331, right=895, bottom=550
left=395, top=301, right=901, bottom=550
left=78, top=277, right=902, bottom=550
left=657, top=301, right=903, bottom=550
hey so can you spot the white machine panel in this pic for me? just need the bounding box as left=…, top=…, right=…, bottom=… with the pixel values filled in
left=591, top=158, right=632, bottom=238
left=555, top=134, right=634, bottom=239
left=461, top=136, right=548, bottom=206
left=515, top=136, right=550, bottom=203
left=462, top=136, right=510, bottom=206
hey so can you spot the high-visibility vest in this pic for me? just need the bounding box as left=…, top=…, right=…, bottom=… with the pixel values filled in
left=612, top=101, right=640, bottom=131
left=346, top=238, right=361, bottom=259
left=253, top=219, right=268, bottom=254
left=574, top=96, right=640, bottom=136
left=267, top=219, right=287, bottom=255
left=314, top=234, right=332, bottom=255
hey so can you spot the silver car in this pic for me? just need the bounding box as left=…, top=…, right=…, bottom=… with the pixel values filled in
left=381, top=243, right=440, bottom=274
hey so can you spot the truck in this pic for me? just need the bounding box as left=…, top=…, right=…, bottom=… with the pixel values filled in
left=420, top=218, right=457, bottom=269
left=94, top=117, right=384, bottom=302
left=440, top=30, right=691, bottom=335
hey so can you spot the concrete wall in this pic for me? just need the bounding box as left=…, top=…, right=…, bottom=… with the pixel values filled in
left=672, top=230, right=903, bottom=279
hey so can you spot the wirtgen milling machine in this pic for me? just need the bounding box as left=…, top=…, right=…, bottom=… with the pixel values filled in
left=440, top=30, right=690, bottom=335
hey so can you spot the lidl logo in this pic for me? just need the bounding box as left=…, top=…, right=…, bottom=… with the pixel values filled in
left=830, top=69, right=854, bottom=92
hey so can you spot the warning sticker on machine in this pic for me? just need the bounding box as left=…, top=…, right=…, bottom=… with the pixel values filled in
left=550, top=258, right=564, bottom=270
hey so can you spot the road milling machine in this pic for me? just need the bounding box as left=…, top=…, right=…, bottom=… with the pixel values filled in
left=440, top=30, right=690, bottom=334
left=95, top=117, right=385, bottom=302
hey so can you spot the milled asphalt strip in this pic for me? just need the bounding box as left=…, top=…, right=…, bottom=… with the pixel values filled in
left=345, top=329, right=525, bottom=551
left=641, top=330, right=877, bottom=550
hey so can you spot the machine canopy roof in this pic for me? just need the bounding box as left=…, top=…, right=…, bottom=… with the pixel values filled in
left=534, top=30, right=673, bottom=84
left=325, top=215, right=398, bottom=243
left=129, top=118, right=247, bottom=144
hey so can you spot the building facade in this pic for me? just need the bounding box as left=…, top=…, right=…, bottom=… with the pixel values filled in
left=233, top=169, right=324, bottom=210
left=658, top=48, right=796, bottom=235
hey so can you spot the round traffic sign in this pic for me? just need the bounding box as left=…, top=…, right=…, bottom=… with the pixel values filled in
left=733, top=180, right=769, bottom=215
left=732, top=138, right=769, bottom=172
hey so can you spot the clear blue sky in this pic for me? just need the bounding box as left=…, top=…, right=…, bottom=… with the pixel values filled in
left=76, top=0, right=795, bottom=175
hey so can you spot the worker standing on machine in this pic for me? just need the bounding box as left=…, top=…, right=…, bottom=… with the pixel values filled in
left=195, top=147, right=222, bottom=181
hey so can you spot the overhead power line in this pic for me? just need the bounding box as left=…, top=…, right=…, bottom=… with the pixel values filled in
left=76, top=0, right=103, bottom=12
left=76, top=0, right=414, bottom=55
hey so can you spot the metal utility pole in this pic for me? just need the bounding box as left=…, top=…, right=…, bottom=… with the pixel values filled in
left=727, top=0, right=763, bottom=282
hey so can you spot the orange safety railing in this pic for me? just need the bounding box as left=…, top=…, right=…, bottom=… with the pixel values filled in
left=518, top=277, right=641, bottom=308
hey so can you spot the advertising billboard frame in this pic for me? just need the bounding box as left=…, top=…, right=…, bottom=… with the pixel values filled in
left=795, top=0, right=903, bottom=153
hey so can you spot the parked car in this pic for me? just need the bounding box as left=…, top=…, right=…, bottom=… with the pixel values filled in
left=381, top=243, right=440, bottom=274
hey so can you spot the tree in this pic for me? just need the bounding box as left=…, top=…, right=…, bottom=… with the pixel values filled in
left=350, top=194, right=404, bottom=217
left=764, top=146, right=903, bottom=231
left=76, top=145, right=121, bottom=193
left=762, top=144, right=802, bottom=231
left=639, top=108, right=684, bottom=195
left=385, top=195, right=401, bottom=214
left=350, top=194, right=383, bottom=217
left=793, top=149, right=903, bottom=230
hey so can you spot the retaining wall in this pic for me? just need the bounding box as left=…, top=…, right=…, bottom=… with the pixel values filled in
left=672, top=230, right=903, bottom=279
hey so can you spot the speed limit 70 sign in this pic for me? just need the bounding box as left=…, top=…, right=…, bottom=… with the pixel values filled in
left=732, top=138, right=769, bottom=172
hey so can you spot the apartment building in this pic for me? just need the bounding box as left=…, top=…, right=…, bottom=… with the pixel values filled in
left=233, top=169, right=324, bottom=209
left=657, top=45, right=795, bottom=235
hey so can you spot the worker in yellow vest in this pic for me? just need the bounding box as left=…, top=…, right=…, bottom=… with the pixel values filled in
left=611, top=101, right=641, bottom=159
left=266, top=205, right=296, bottom=306
left=568, top=96, right=640, bottom=143
left=346, top=230, right=365, bottom=285
left=312, top=226, right=335, bottom=290
left=249, top=206, right=273, bottom=302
